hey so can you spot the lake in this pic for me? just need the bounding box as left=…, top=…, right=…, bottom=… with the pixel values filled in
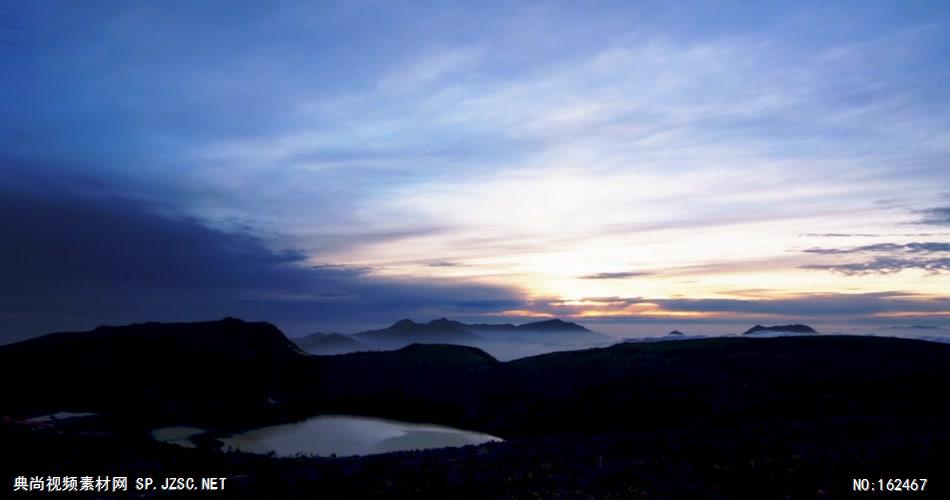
left=154, top=415, right=502, bottom=457
left=151, top=426, right=206, bottom=449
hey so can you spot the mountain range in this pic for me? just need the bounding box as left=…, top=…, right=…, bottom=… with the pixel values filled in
left=0, top=318, right=313, bottom=423
left=294, top=332, right=369, bottom=355
left=3, top=317, right=948, bottom=436
left=295, top=317, right=612, bottom=360
left=4, top=317, right=950, bottom=498
left=742, top=324, right=818, bottom=335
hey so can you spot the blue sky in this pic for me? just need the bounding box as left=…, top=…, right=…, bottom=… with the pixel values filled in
left=2, top=1, right=949, bottom=340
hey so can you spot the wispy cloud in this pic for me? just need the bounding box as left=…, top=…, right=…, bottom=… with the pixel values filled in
left=377, top=46, right=485, bottom=92
left=800, top=233, right=879, bottom=238
left=804, top=242, right=950, bottom=255
left=802, top=242, right=950, bottom=275
left=578, top=272, right=652, bottom=280
left=518, top=292, right=950, bottom=320
left=917, top=206, right=950, bottom=226
left=803, top=258, right=950, bottom=275
left=0, top=187, right=524, bottom=342
left=3, top=2, right=949, bottom=334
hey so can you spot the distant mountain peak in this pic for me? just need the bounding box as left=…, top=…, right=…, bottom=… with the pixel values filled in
left=350, top=317, right=609, bottom=358
left=391, top=319, right=419, bottom=329
left=355, top=318, right=482, bottom=347
left=386, top=318, right=471, bottom=332
left=743, top=324, right=817, bottom=335
left=5, top=317, right=304, bottom=365
left=295, top=332, right=368, bottom=355
left=668, top=330, right=684, bottom=336
left=518, top=319, right=591, bottom=332
left=428, top=317, right=466, bottom=327
left=396, top=343, right=499, bottom=364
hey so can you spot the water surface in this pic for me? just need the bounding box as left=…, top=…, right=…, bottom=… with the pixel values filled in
left=26, top=412, right=98, bottom=423
left=219, top=415, right=502, bottom=457
left=151, top=426, right=206, bottom=448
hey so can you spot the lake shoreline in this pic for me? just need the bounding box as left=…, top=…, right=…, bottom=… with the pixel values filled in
left=153, top=414, right=503, bottom=458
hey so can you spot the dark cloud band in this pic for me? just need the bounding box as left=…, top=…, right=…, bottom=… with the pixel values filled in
left=0, top=188, right=523, bottom=343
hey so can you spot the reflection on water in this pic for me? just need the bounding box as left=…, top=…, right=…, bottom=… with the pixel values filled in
left=151, top=426, right=206, bottom=448
left=26, top=412, right=98, bottom=423
left=219, top=415, right=502, bottom=457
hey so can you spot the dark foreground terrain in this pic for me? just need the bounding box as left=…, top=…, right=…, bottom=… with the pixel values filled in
left=4, top=416, right=947, bottom=499
left=2, top=318, right=949, bottom=498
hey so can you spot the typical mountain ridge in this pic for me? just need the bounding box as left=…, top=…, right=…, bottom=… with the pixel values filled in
left=742, top=324, right=818, bottom=335
left=5, top=318, right=950, bottom=500
left=297, top=317, right=610, bottom=359
left=3, top=317, right=949, bottom=439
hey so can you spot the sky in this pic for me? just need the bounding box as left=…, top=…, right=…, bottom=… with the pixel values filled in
left=1, top=1, right=949, bottom=342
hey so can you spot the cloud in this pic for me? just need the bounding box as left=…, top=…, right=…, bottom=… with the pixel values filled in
left=0, top=188, right=525, bottom=343
left=917, top=206, right=950, bottom=226
left=801, top=232, right=950, bottom=238
left=799, top=233, right=879, bottom=238
left=802, top=257, right=950, bottom=275
left=170, top=24, right=949, bottom=261
left=577, top=271, right=652, bottom=280
left=377, top=46, right=485, bottom=92
left=525, top=292, right=950, bottom=319
left=803, top=242, right=950, bottom=254
left=655, top=293, right=950, bottom=317
left=426, top=261, right=466, bottom=267
left=4, top=3, right=949, bottom=335
left=801, top=241, right=950, bottom=275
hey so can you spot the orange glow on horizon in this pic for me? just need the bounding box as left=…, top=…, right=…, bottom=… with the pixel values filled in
left=493, top=310, right=556, bottom=318
left=873, top=311, right=950, bottom=318
left=574, top=309, right=718, bottom=318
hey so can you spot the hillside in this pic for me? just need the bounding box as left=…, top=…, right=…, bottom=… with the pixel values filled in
left=350, top=317, right=611, bottom=360
left=4, top=320, right=950, bottom=498
left=294, top=332, right=369, bottom=355
left=4, top=320, right=950, bottom=438
left=354, top=319, right=484, bottom=348
left=0, top=318, right=315, bottom=424
left=314, top=335, right=950, bottom=436
left=743, top=324, right=818, bottom=335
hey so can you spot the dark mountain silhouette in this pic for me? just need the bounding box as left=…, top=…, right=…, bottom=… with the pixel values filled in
left=0, top=318, right=314, bottom=423
left=514, top=318, right=591, bottom=332
left=427, top=317, right=470, bottom=329
left=353, top=318, right=483, bottom=348
left=465, top=319, right=610, bottom=360
left=668, top=330, right=684, bottom=335
left=2, top=316, right=302, bottom=359
left=348, top=317, right=610, bottom=359
left=466, top=318, right=605, bottom=340
left=4, top=318, right=950, bottom=497
left=743, top=323, right=818, bottom=335
left=464, top=322, right=518, bottom=331
left=294, top=332, right=369, bottom=355
left=5, top=318, right=949, bottom=436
